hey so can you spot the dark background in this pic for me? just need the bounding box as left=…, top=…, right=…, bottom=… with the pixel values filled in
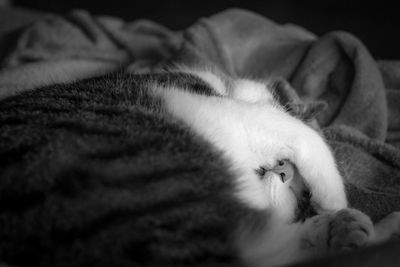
left=12, top=0, right=400, bottom=60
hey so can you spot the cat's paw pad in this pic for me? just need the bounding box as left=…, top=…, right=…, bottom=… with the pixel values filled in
left=329, top=208, right=374, bottom=251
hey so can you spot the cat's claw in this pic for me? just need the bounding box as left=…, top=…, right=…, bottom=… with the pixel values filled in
left=328, top=209, right=374, bottom=251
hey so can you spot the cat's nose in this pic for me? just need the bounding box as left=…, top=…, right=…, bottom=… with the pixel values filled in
left=271, top=160, right=294, bottom=183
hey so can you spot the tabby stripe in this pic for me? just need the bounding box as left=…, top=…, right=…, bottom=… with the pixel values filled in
left=45, top=197, right=206, bottom=244
left=48, top=120, right=123, bottom=137
left=0, top=144, right=39, bottom=168
left=0, top=116, right=26, bottom=126
left=0, top=103, right=72, bottom=113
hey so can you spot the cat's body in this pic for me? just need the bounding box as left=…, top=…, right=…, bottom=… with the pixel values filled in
left=155, top=70, right=347, bottom=216
left=157, top=69, right=400, bottom=267
left=0, top=69, right=399, bottom=267
left=152, top=69, right=348, bottom=266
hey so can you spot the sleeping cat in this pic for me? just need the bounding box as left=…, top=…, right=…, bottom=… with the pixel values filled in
left=152, top=67, right=400, bottom=266
left=0, top=68, right=399, bottom=267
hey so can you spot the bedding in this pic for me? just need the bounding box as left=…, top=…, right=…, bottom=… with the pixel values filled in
left=1, top=6, right=400, bottom=266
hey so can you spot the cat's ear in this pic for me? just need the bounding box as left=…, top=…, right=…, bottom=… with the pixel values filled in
left=288, top=101, right=327, bottom=121
left=285, top=101, right=327, bottom=131
left=302, top=101, right=328, bottom=120
left=271, top=78, right=301, bottom=106
left=270, top=78, right=327, bottom=127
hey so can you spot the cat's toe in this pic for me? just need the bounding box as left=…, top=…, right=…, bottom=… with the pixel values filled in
left=329, top=208, right=374, bottom=251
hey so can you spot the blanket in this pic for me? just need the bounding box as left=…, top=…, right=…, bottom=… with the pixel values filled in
left=1, top=6, right=400, bottom=266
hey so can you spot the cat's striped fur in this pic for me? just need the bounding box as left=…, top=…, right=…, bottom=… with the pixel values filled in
left=0, top=72, right=256, bottom=266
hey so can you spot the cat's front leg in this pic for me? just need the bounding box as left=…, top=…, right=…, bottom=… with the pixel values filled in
left=291, top=130, right=347, bottom=213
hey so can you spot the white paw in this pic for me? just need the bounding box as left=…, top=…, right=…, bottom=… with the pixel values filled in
left=310, top=185, right=347, bottom=214
left=329, top=209, right=374, bottom=251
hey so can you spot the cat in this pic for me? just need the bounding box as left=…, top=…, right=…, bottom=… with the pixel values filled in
left=0, top=68, right=399, bottom=267
left=151, top=67, right=400, bottom=266
left=156, top=67, right=347, bottom=217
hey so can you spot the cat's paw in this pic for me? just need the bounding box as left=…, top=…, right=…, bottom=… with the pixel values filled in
left=329, top=208, right=374, bottom=252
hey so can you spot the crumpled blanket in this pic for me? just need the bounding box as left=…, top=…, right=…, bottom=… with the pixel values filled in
left=0, top=8, right=182, bottom=99
left=1, top=6, right=400, bottom=262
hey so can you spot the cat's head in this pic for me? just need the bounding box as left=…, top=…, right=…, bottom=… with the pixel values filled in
left=233, top=158, right=309, bottom=223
